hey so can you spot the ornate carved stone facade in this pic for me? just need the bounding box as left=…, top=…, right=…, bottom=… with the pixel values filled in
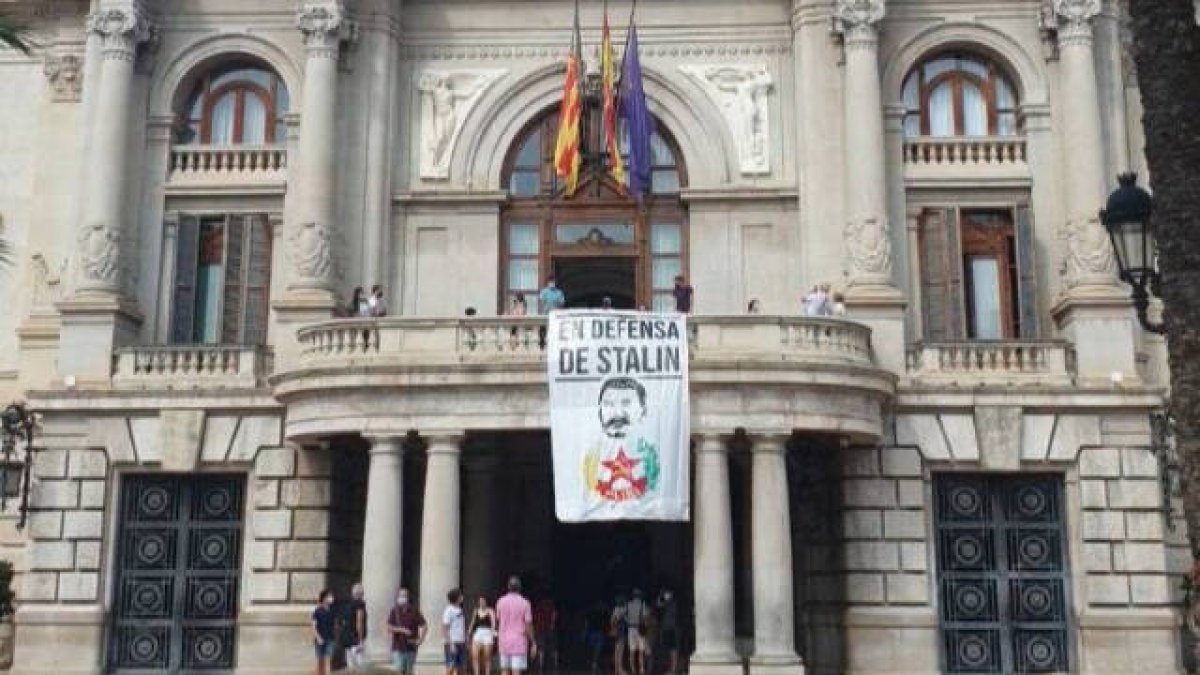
left=0, top=1, right=1183, bottom=674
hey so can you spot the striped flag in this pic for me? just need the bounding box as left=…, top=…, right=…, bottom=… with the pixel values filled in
left=601, top=4, right=626, bottom=191
left=553, top=0, right=584, bottom=195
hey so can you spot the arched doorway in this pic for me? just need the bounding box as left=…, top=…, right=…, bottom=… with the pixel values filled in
left=500, top=107, right=688, bottom=312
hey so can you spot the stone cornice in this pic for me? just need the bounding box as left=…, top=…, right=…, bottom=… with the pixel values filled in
left=399, top=39, right=792, bottom=62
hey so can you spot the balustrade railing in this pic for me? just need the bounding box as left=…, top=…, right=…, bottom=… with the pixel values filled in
left=903, top=136, right=1028, bottom=168
left=295, top=316, right=875, bottom=368
left=167, top=145, right=287, bottom=185
left=906, top=341, right=1075, bottom=385
left=112, top=344, right=273, bottom=389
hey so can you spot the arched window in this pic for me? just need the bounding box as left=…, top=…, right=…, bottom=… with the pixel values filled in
left=902, top=53, right=1018, bottom=138
left=502, top=108, right=687, bottom=312
left=177, top=62, right=289, bottom=145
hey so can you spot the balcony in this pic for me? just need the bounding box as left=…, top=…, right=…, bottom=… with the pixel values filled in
left=112, top=344, right=274, bottom=391
left=273, top=316, right=896, bottom=441
left=166, top=145, right=287, bottom=193
left=902, top=136, right=1029, bottom=186
left=905, top=341, right=1075, bottom=387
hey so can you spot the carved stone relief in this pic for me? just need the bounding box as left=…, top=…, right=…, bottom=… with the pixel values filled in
left=75, top=222, right=120, bottom=286
left=43, top=52, right=83, bottom=102
left=844, top=216, right=893, bottom=283
left=416, top=69, right=506, bottom=180
left=679, top=64, right=773, bottom=176
left=288, top=221, right=334, bottom=283
left=29, top=253, right=67, bottom=308
left=1060, top=216, right=1117, bottom=286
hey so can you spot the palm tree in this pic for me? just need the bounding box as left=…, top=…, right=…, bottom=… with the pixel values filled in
left=0, top=12, right=29, bottom=271
left=0, top=12, right=31, bottom=55
left=1127, top=0, right=1200, bottom=652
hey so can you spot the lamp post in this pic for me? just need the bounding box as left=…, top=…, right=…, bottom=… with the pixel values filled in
left=0, top=403, right=37, bottom=530
left=1100, top=172, right=1165, bottom=334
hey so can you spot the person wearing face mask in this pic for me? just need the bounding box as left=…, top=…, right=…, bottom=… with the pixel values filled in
left=387, top=587, right=428, bottom=675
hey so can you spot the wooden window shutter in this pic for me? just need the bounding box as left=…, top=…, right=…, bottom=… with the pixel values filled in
left=918, top=207, right=966, bottom=340
left=1014, top=203, right=1039, bottom=338
left=171, top=215, right=201, bottom=344
left=241, top=215, right=272, bottom=345
left=220, top=215, right=246, bottom=344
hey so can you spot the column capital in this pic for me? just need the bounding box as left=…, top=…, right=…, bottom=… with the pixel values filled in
left=749, top=434, right=791, bottom=455
left=87, top=6, right=153, bottom=61
left=694, top=435, right=728, bottom=455
left=833, top=0, right=885, bottom=46
left=1049, top=0, right=1100, bottom=45
left=296, top=1, right=356, bottom=58
left=425, top=434, right=464, bottom=456
left=364, top=434, right=407, bottom=455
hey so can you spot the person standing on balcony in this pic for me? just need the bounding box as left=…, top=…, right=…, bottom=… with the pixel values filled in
left=369, top=285, right=388, bottom=317
left=508, top=293, right=529, bottom=316
left=672, top=275, right=693, bottom=313
left=803, top=284, right=828, bottom=316
left=347, top=287, right=367, bottom=317
left=539, top=276, right=566, bottom=314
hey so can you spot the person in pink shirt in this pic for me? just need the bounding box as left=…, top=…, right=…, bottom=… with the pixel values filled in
left=495, top=576, right=537, bottom=675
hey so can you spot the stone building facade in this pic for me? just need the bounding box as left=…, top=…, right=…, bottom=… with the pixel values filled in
left=0, top=0, right=1187, bottom=673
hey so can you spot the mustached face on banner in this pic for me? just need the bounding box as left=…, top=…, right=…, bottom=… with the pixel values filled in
left=597, top=377, right=647, bottom=439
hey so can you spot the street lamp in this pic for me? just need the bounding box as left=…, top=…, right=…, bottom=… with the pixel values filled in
left=1100, top=172, right=1165, bottom=334
left=0, top=403, right=37, bottom=530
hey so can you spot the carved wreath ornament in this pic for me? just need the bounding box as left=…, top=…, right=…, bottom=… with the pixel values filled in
left=76, top=222, right=120, bottom=284
left=844, top=217, right=894, bottom=280
left=288, top=221, right=334, bottom=281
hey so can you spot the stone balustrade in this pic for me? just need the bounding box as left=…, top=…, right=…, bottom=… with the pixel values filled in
left=906, top=340, right=1075, bottom=386
left=295, top=315, right=876, bottom=368
left=112, top=344, right=273, bottom=390
left=167, top=145, right=287, bottom=188
left=902, top=136, right=1029, bottom=184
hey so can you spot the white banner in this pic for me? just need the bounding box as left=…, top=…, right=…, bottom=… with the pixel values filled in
left=547, top=310, right=690, bottom=522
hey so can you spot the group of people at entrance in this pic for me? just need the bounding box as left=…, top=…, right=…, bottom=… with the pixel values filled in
left=311, top=577, right=548, bottom=675
left=311, top=577, right=681, bottom=675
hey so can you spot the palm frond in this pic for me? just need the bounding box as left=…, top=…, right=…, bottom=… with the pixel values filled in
left=0, top=237, right=11, bottom=270
left=0, top=13, right=32, bottom=55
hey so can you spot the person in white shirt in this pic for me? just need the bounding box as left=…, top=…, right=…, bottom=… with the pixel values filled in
left=802, top=284, right=828, bottom=316
left=624, top=590, right=650, bottom=675
left=443, top=588, right=468, bottom=675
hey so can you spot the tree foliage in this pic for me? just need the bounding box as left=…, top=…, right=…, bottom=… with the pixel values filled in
left=0, top=12, right=30, bottom=55
left=1128, top=1, right=1200, bottom=560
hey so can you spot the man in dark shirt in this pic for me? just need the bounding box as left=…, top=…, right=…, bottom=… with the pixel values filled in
left=388, top=587, right=428, bottom=675
left=657, top=590, right=680, bottom=675
left=672, top=275, right=693, bottom=313
left=343, top=582, right=368, bottom=670
left=312, top=589, right=336, bottom=675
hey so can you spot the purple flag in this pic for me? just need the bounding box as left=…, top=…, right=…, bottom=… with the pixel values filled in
left=619, top=23, right=655, bottom=199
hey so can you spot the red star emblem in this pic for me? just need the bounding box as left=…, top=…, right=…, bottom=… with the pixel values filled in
left=601, top=449, right=641, bottom=484
left=595, top=448, right=649, bottom=502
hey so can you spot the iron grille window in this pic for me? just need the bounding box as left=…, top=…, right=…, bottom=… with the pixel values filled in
left=934, top=474, right=1071, bottom=674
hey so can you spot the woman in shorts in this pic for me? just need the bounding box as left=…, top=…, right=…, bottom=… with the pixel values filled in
left=468, top=594, right=497, bottom=675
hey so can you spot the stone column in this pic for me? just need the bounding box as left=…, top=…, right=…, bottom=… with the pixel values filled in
left=286, top=0, right=350, bottom=303
left=417, top=435, right=463, bottom=669
left=1052, top=0, right=1118, bottom=290
left=749, top=435, right=801, bottom=675
left=57, top=3, right=152, bottom=384
left=833, top=0, right=906, bottom=374
left=1048, top=0, right=1140, bottom=383
left=360, top=15, right=400, bottom=290
left=691, top=435, right=740, bottom=675
left=361, top=435, right=406, bottom=662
